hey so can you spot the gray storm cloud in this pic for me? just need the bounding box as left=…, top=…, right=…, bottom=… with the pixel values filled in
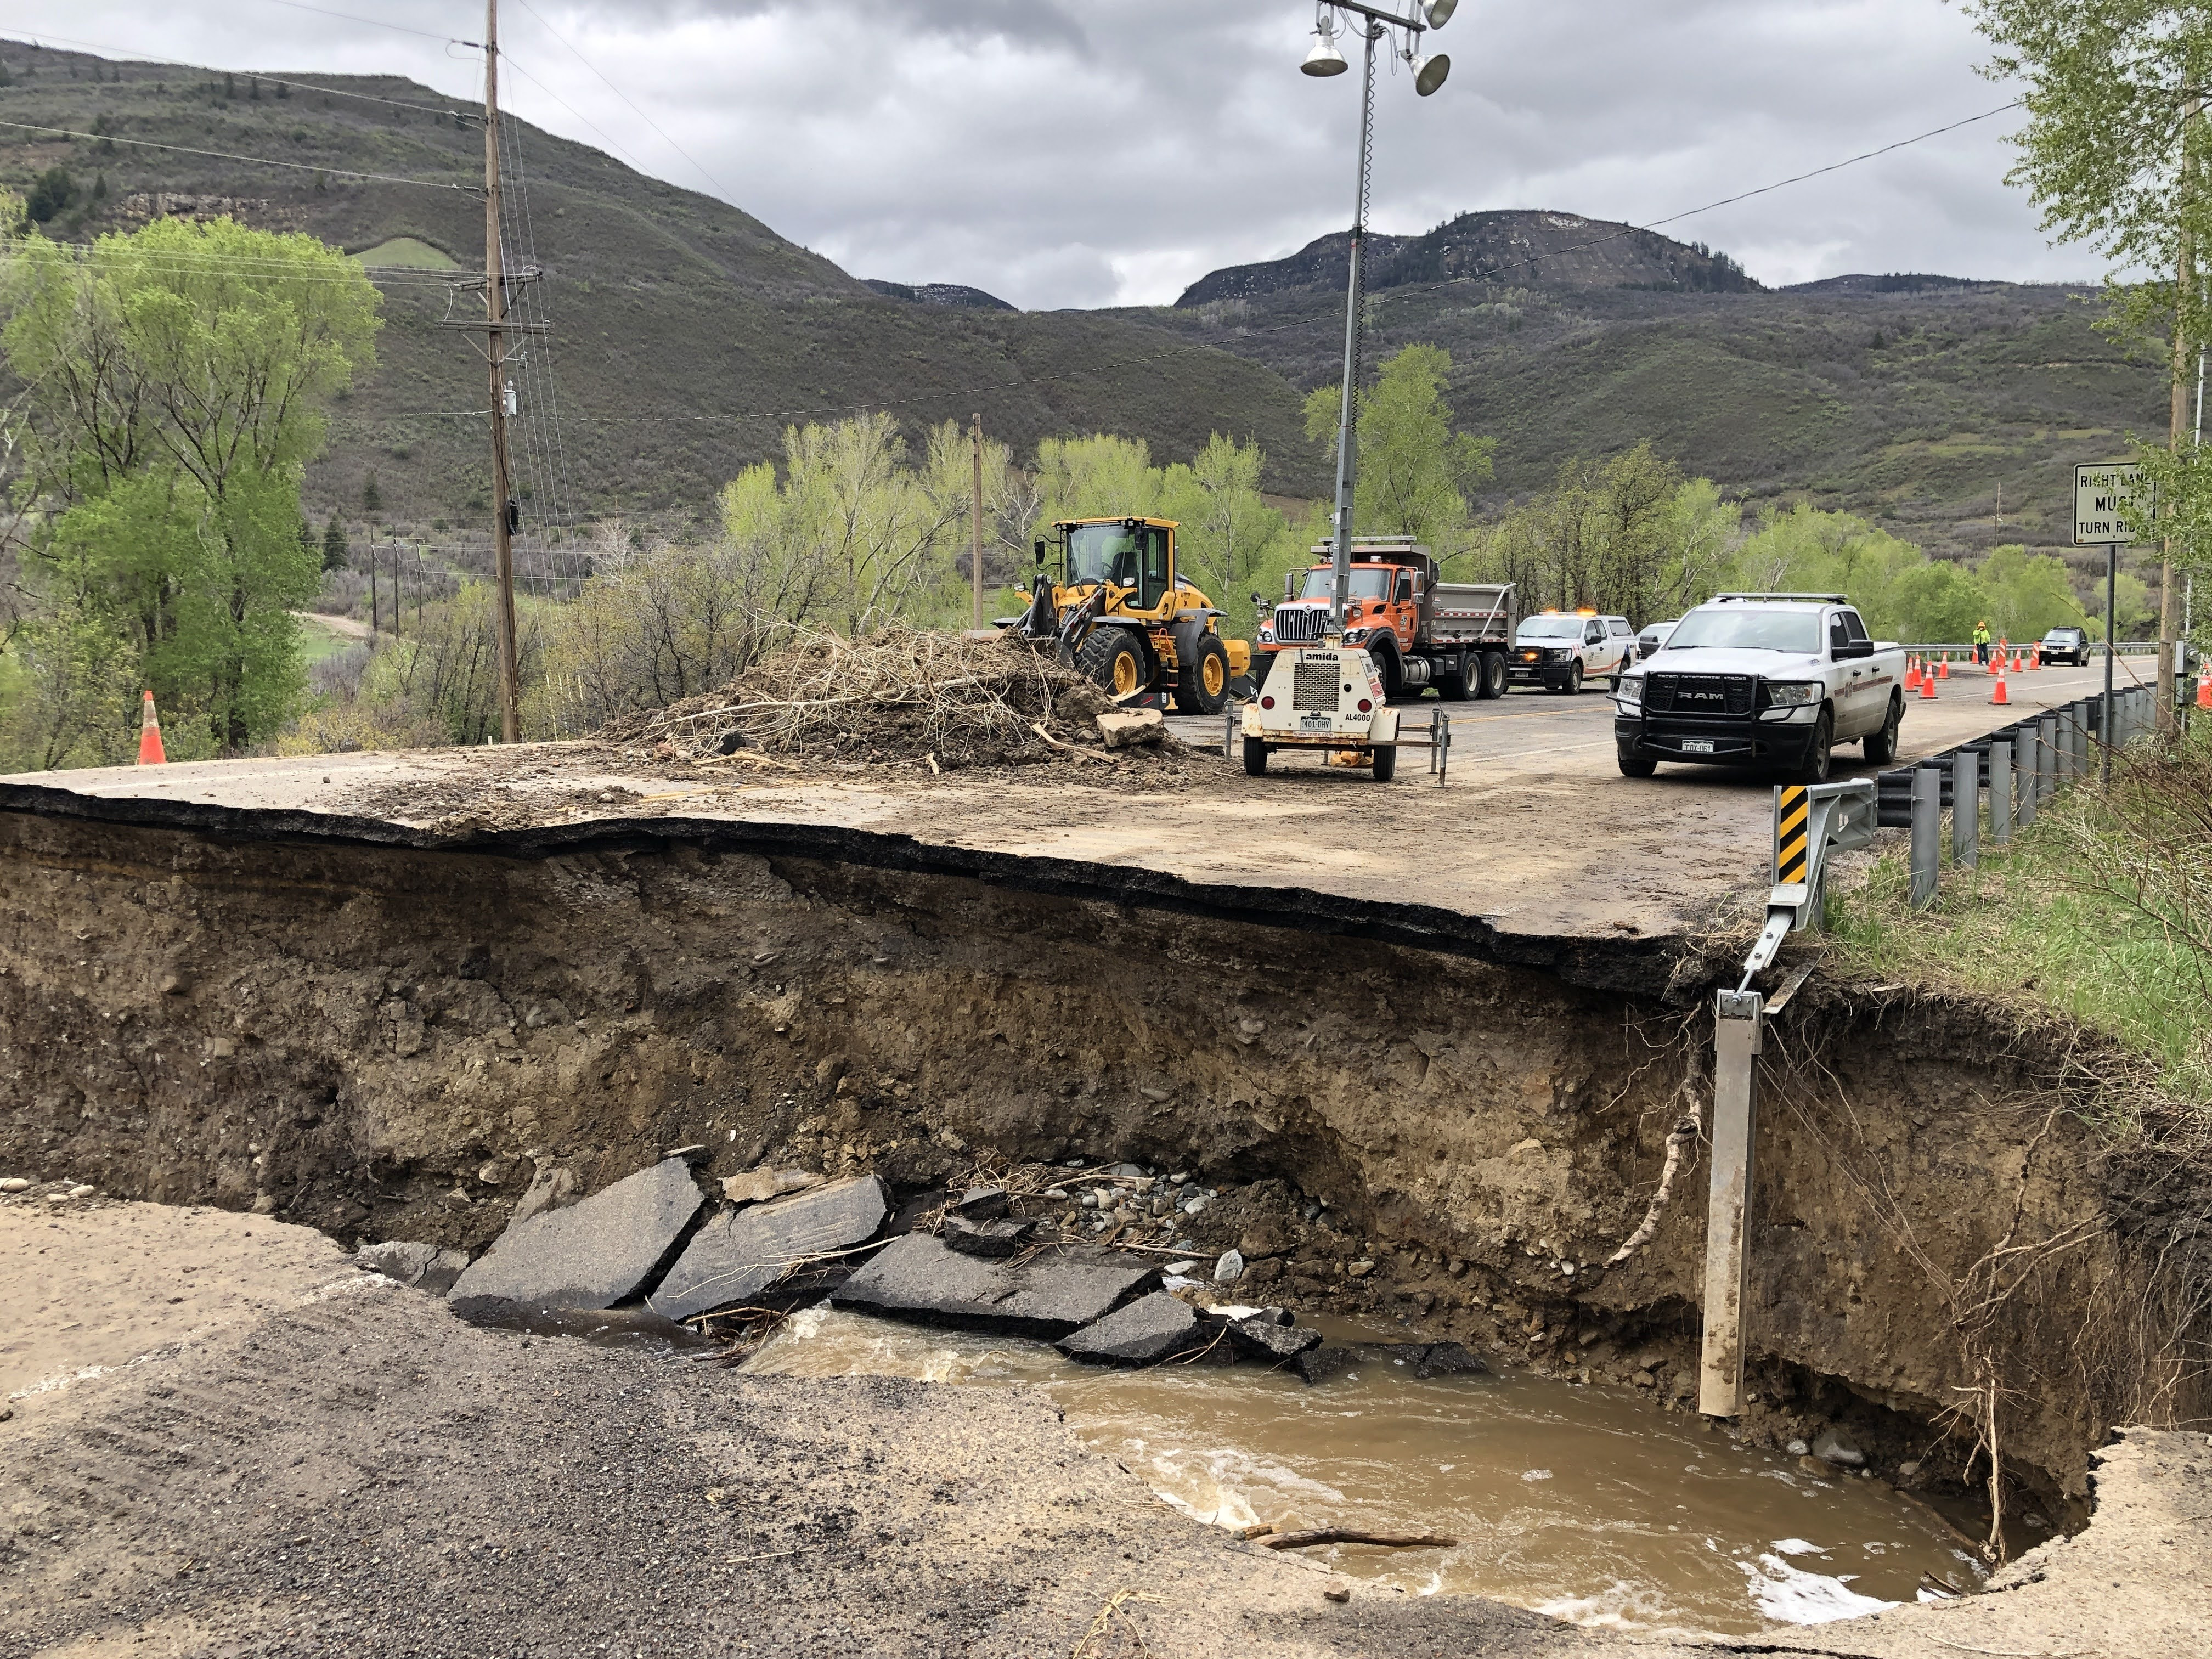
left=21, top=1, right=2083, bottom=306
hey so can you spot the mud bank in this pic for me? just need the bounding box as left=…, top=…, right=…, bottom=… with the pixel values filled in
left=1, top=806, right=2203, bottom=1505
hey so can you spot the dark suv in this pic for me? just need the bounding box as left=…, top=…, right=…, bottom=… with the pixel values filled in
left=2039, top=627, right=2090, bottom=667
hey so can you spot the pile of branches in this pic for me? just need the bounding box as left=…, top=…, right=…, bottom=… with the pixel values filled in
left=605, top=624, right=1173, bottom=771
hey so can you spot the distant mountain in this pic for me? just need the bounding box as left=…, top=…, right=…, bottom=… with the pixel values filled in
left=1177, top=210, right=1758, bottom=308
left=1140, top=223, right=2157, bottom=564
left=863, top=279, right=1016, bottom=312
left=0, top=41, right=1314, bottom=532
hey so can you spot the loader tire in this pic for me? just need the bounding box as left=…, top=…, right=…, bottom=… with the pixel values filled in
left=1175, top=635, right=1232, bottom=714
left=1077, top=628, right=1148, bottom=699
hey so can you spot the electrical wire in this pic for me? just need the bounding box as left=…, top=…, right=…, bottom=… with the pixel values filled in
left=0, top=116, right=477, bottom=192
left=0, top=26, right=478, bottom=120
left=261, top=0, right=479, bottom=49
left=510, top=0, right=738, bottom=204
left=500, top=51, right=646, bottom=176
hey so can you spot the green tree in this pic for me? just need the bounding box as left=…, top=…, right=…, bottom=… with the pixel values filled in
left=24, top=167, right=72, bottom=223
left=1978, top=544, right=2089, bottom=641
left=321, top=512, right=349, bottom=571
left=1033, top=434, right=1165, bottom=524
left=1156, top=433, right=1296, bottom=634
left=3, top=218, right=381, bottom=756
left=1303, top=344, right=1493, bottom=560
left=362, top=471, right=382, bottom=516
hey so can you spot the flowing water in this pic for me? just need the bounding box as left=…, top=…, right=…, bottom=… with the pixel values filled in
left=745, top=1306, right=1989, bottom=1637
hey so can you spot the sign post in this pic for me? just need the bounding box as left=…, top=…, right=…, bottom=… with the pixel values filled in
left=2073, top=462, right=2148, bottom=788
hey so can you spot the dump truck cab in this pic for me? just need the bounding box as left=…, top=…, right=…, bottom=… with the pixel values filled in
left=1259, top=539, right=1514, bottom=701
left=1011, top=516, right=1250, bottom=713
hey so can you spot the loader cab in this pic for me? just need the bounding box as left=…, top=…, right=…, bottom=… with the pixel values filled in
left=1057, top=518, right=1175, bottom=617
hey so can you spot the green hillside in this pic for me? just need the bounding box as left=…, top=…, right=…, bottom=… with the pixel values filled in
left=0, top=41, right=1319, bottom=532
left=1125, top=216, right=2168, bottom=564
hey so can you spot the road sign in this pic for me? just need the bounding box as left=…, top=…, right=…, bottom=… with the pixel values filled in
left=2074, top=460, right=2147, bottom=546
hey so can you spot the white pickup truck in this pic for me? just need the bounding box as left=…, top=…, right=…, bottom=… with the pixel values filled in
left=1611, top=592, right=1906, bottom=782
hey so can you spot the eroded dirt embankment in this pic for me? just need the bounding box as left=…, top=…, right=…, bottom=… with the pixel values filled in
left=0, top=807, right=2200, bottom=1502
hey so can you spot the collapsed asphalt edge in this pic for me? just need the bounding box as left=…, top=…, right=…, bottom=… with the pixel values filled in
left=0, top=782, right=1681, bottom=997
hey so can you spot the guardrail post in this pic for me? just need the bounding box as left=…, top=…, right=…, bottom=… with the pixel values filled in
left=1952, top=748, right=1979, bottom=868
left=2038, top=714, right=2058, bottom=802
left=1700, top=988, right=1764, bottom=1419
left=2018, top=727, right=2039, bottom=826
left=1910, top=765, right=1941, bottom=907
left=2069, top=703, right=2089, bottom=778
left=1990, top=740, right=2012, bottom=847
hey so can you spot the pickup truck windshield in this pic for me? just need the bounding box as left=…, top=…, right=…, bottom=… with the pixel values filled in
left=1517, top=616, right=1585, bottom=640
left=1664, top=609, right=1823, bottom=652
left=1299, top=569, right=1392, bottom=601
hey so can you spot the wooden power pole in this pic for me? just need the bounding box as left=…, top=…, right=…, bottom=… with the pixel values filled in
left=2164, top=97, right=2202, bottom=736
left=970, top=412, right=985, bottom=631
left=486, top=0, right=521, bottom=742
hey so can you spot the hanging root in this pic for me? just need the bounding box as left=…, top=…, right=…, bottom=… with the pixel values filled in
left=1607, top=1044, right=1708, bottom=1267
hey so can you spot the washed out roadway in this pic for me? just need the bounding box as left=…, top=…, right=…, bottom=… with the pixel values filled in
left=0, top=661, right=2123, bottom=986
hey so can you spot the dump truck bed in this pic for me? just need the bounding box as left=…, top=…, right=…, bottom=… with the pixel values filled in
left=1428, top=582, right=1515, bottom=646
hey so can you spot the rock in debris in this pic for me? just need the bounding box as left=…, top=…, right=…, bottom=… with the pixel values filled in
left=721, top=1169, right=827, bottom=1206
left=448, top=1157, right=705, bottom=1311
left=1057, top=1291, right=1207, bottom=1366
left=356, top=1240, right=471, bottom=1295
left=1227, top=1315, right=1323, bottom=1364
left=0, top=1177, right=31, bottom=1193
left=1812, top=1426, right=1866, bottom=1468
left=1096, top=708, right=1166, bottom=750
left=1294, top=1341, right=1489, bottom=1387
left=951, top=1186, right=1011, bottom=1221
left=647, top=1174, right=889, bottom=1322
left=1213, top=1249, right=1246, bottom=1284
left=942, top=1213, right=1034, bottom=1258
left=834, top=1233, right=1158, bottom=1339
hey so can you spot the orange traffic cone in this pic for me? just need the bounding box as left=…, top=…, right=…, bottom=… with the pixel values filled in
left=1919, top=670, right=1938, bottom=701
left=136, top=690, right=166, bottom=765
left=1990, top=668, right=2010, bottom=706
left=2197, top=668, right=2212, bottom=710
left=1938, top=654, right=1951, bottom=680
left=1905, top=657, right=1922, bottom=691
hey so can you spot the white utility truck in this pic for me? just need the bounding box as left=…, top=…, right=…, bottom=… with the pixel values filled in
left=1242, top=643, right=1402, bottom=780
left=1612, top=592, right=1906, bottom=782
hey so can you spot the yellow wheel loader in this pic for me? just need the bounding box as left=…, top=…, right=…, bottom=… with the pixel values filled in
left=1007, top=517, right=1251, bottom=714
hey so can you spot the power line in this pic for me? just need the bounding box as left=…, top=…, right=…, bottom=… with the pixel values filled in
left=260, top=0, right=479, bottom=48
left=510, top=0, right=738, bottom=204
left=0, top=27, right=478, bottom=120
left=500, top=51, right=645, bottom=174
left=0, top=116, right=478, bottom=192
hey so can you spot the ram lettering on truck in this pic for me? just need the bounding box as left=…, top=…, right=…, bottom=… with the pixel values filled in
left=1611, top=592, right=1906, bottom=783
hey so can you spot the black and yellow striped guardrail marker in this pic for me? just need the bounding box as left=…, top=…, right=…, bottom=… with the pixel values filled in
left=1775, top=785, right=1810, bottom=884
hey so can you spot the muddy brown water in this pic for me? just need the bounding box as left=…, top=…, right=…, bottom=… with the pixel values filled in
left=744, top=1305, right=1989, bottom=1637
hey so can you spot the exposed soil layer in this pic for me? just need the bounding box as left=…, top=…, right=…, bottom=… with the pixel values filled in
left=0, top=805, right=2203, bottom=1511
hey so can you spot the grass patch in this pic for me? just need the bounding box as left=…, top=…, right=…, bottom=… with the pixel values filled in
left=1827, top=728, right=2212, bottom=1109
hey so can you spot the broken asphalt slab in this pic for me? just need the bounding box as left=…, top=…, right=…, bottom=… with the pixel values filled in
left=833, top=1233, right=1158, bottom=1339
left=1056, top=1291, right=1210, bottom=1366
left=356, top=1239, right=470, bottom=1295
left=646, top=1174, right=890, bottom=1322
left=447, top=1156, right=705, bottom=1311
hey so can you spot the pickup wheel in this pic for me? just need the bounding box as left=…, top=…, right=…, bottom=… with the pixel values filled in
left=1863, top=692, right=1903, bottom=765
left=1242, top=736, right=1269, bottom=776
left=1618, top=751, right=1658, bottom=778
left=1791, top=709, right=1835, bottom=785
left=1372, top=743, right=1398, bottom=782
left=1565, top=662, right=1584, bottom=695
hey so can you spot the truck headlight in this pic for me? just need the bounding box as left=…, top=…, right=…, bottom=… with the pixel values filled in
left=1258, top=626, right=1274, bottom=643
left=1344, top=627, right=1370, bottom=644
left=1615, top=678, right=1642, bottom=709
left=1764, top=682, right=1821, bottom=707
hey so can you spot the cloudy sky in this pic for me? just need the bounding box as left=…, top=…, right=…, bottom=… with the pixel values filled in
left=13, top=1, right=2089, bottom=308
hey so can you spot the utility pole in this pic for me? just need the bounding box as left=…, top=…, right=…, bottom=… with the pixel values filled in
left=1326, top=19, right=1379, bottom=635
left=484, top=0, right=521, bottom=743
left=2161, top=94, right=2200, bottom=736
left=970, top=411, right=985, bottom=631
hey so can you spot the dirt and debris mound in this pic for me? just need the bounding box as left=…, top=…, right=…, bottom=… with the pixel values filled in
left=603, top=625, right=1185, bottom=772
